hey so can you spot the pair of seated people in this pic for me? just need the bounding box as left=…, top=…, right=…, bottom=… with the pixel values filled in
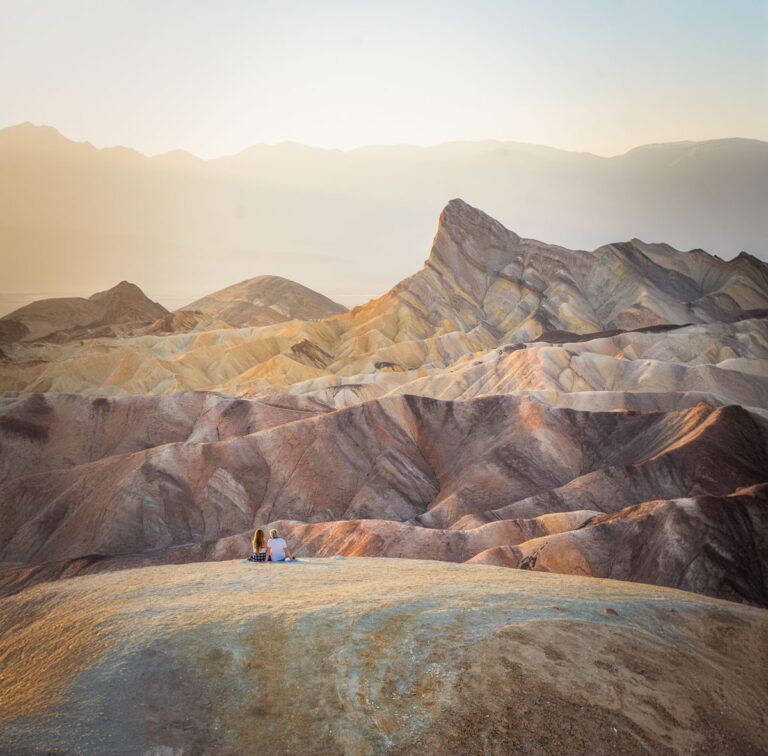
left=249, top=528, right=295, bottom=563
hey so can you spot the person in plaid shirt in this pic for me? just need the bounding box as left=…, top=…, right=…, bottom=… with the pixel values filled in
left=248, top=528, right=270, bottom=562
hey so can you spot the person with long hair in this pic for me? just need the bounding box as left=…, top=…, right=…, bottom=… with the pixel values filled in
left=248, top=528, right=270, bottom=563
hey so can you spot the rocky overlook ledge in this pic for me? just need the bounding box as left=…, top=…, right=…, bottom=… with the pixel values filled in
left=1, top=558, right=766, bottom=755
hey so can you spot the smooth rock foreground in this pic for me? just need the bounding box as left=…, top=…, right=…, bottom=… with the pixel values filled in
left=1, top=559, right=767, bottom=755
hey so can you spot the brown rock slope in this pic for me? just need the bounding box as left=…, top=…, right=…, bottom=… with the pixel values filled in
left=1, top=559, right=767, bottom=755
left=0, top=391, right=330, bottom=484
left=2, top=393, right=766, bottom=605
left=469, top=485, right=768, bottom=607
left=2, top=199, right=766, bottom=395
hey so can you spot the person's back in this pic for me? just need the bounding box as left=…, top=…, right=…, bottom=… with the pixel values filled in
left=249, top=528, right=270, bottom=563
left=267, top=529, right=292, bottom=561
left=267, top=537, right=287, bottom=561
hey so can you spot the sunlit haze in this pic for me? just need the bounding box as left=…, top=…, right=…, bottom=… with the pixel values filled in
left=2, top=0, right=767, bottom=158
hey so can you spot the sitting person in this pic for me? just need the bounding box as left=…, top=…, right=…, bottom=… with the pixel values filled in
left=267, top=529, right=295, bottom=561
left=248, top=528, right=271, bottom=562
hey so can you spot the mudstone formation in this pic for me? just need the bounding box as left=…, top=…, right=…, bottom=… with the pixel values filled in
left=2, top=199, right=768, bottom=752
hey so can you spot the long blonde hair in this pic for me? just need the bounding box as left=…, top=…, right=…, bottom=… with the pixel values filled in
left=252, top=528, right=266, bottom=551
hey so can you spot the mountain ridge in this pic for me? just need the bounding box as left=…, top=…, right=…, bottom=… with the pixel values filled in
left=3, top=121, right=767, bottom=162
left=0, top=121, right=768, bottom=162
left=1, top=199, right=766, bottom=611
left=1, top=199, right=767, bottom=396
left=2, top=121, right=766, bottom=309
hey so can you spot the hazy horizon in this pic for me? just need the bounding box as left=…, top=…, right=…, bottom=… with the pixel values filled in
left=2, top=1, right=767, bottom=158
left=2, top=123, right=768, bottom=318
left=6, top=119, right=766, bottom=162
left=3, top=0, right=767, bottom=316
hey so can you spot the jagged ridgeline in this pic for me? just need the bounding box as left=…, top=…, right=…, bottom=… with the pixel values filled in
left=2, top=199, right=767, bottom=396
left=1, top=200, right=767, bottom=607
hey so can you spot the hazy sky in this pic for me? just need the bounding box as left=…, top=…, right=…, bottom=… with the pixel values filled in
left=2, top=0, right=767, bottom=157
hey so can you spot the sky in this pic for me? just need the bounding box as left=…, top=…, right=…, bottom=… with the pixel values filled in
left=1, top=0, right=767, bottom=158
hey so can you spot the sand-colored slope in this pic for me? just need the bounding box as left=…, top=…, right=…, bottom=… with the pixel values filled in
left=286, top=317, right=768, bottom=413
left=181, top=274, right=347, bottom=327
left=1, top=559, right=767, bottom=754
left=0, top=316, right=344, bottom=394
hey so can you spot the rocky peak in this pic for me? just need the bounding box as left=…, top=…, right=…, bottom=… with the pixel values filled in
left=430, top=199, right=523, bottom=274
left=89, top=280, right=142, bottom=300
left=734, top=250, right=768, bottom=269
left=0, top=122, right=95, bottom=158
left=89, top=281, right=169, bottom=324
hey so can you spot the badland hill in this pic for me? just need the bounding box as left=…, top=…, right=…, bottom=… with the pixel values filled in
left=1, top=276, right=347, bottom=343
left=3, top=195, right=768, bottom=754
left=0, top=280, right=168, bottom=342
left=180, top=275, right=348, bottom=327
left=1, top=200, right=767, bottom=609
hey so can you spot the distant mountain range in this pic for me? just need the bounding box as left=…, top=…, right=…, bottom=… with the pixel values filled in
left=1, top=122, right=767, bottom=314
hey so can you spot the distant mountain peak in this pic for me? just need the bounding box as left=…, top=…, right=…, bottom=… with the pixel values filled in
left=89, top=279, right=149, bottom=300
left=0, top=280, right=168, bottom=341
left=181, top=275, right=347, bottom=328
left=86, top=280, right=168, bottom=326
left=0, top=121, right=82, bottom=153
left=430, top=198, right=522, bottom=273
